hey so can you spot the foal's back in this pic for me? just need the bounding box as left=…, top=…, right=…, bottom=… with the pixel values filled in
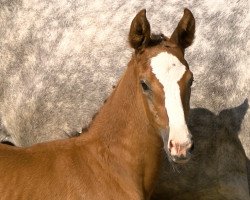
left=0, top=138, right=85, bottom=199
left=0, top=137, right=142, bottom=200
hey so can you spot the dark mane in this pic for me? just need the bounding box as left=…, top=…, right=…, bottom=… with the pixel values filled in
left=149, top=33, right=165, bottom=47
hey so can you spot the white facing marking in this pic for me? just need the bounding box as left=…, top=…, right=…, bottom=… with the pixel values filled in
left=151, top=52, right=191, bottom=146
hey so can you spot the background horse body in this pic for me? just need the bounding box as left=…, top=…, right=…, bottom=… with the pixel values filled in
left=0, top=0, right=249, bottom=199
left=0, top=10, right=194, bottom=199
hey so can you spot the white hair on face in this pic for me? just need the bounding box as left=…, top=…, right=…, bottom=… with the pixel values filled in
left=151, top=52, right=190, bottom=144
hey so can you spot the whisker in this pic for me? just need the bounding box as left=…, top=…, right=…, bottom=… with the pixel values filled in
left=170, top=162, right=181, bottom=173
left=161, top=148, right=182, bottom=174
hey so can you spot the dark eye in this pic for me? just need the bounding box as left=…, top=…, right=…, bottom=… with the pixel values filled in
left=140, top=80, right=151, bottom=92
left=188, top=77, right=194, bottom=86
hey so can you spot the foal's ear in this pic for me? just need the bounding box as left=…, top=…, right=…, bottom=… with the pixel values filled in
left=170, top=8, right=195, bottom=50
left=129, top=9, right=151, bottom=51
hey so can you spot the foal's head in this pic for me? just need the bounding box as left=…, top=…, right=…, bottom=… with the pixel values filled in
left=129, top=9, right=195, bottom=163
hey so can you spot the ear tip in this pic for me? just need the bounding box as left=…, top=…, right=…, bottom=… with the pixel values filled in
left=138, top=9, right=146, bottom=16
left=184, top=8, right=194, bottom=19
left=184, top=8, right=191, bottom=13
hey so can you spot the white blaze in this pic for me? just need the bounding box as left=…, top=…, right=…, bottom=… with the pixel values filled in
left=151, top=52, right=190, bottom=145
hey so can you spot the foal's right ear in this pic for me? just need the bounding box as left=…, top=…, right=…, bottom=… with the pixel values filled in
left=170, top=8, right=195, bottom=51
left=129, top=9, right=151, bottom=51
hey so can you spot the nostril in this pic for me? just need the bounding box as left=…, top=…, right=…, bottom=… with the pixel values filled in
left=169, top=140, right=174, bottom=148
left=168, top=140, right=175, bottom=153
left=189, top=143, right=194, bottom=153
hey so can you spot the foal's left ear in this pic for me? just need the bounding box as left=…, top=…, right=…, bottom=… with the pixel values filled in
left=129, top=9, right=151, bottom=51
left=170, top=8, right=195, bottom=51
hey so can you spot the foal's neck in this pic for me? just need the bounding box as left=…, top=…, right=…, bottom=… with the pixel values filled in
left=80, top=60, right=163, bottom=197
left=87, top=60, right=159, bottom=147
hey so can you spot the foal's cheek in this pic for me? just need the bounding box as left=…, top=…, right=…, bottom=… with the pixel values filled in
left=184, top=88, right=191, bottom=120
left=156, top=107, right=168, bottom=129
left=153, top=90, right=168, bottom=128
left=151, top=96, right=168, bottom=128
left=179, top=83, right=191, bottom=122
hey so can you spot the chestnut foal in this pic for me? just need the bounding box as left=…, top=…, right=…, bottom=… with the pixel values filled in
left=0, top=9, right=195, bottom=200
